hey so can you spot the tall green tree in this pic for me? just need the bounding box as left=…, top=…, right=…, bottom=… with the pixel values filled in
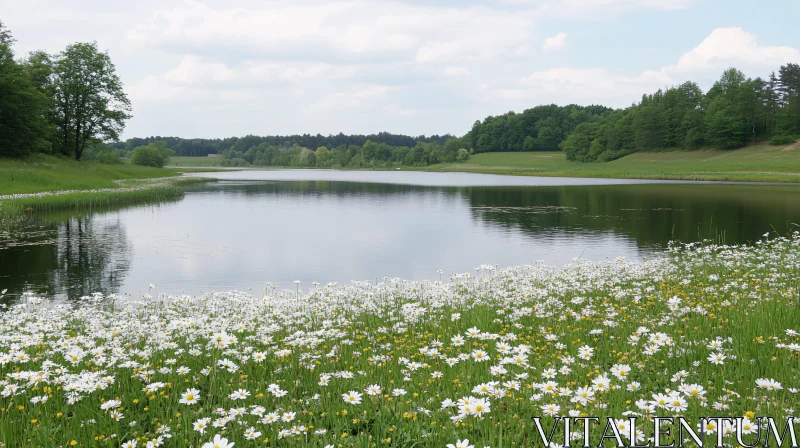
left=704, top=68, right=751, bottom=148
left=50, top=42, right=131, bottom=160
left=23, top=50, right=58, bottom=152
left=777, top=63, right=800, bottom=135
left=0, top=21, right=49, bottom=157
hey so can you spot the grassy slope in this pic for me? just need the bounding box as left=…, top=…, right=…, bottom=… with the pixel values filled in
left=0, top=154, right=182, bottom=195
left=424, top=143, right=800, bottom=182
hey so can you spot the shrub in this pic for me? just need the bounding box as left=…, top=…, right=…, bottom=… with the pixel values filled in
left=770, top=135, right=796, bottom=146
left=95, top=149, right=122, bottom=165
left=132, top=146, right=167, bottom=167
left=131, top=142, right=173, bottom=167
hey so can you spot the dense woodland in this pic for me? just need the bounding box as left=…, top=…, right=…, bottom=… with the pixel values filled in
left=112, top=133, right=452, bottom=157
left=556, top=67, right=800, bottom=161
left=464, top=105, right=613, bottom=153
left=1, top=19, right=798, bottom=167
left=215, top=138, right=469, bottom=168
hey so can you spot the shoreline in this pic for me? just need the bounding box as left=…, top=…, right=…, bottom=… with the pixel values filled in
left=0, top=176, right=213, bottom=219
left=167, top=145, right=800, bottom=184
left=416, top=165, right=800, bottom=183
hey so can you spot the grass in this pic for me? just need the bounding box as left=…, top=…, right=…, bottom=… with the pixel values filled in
left=167, top=156, right=227, bottom=167
left=0, top=177, right=209, bottom=222
left=0, top=155, right=214, bottom=222
left=0, top=154, right=185, bottom=195
left=0, top=235, right=798, bottom=447
left=423, top=143, right=800, bottom=182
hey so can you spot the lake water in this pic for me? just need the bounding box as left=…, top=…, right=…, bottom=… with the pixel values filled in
left=2, top=170, right=799, bottom=301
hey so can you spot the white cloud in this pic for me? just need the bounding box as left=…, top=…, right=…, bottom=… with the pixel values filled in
left=443, top=66, right=471, bottom=77
left=504, top=67, right=670, bottom=106
left=671, top=27, right=800, bottom=73
left=311, top=85, right=396, bottom=112
left=163, top=55, right=236, bottom=84
left=503, top=0, right=697, bottom=18
left=126, top=55, right=361, bottom=102
left=384, top=103, right=419, bottom=116
left=128, top=0, right=533, bottom=65
left=542, top=32, right=567, bottom=52
left=506, top=27, right=800, bottom=107
left=122, top=0, right=537, bottom=128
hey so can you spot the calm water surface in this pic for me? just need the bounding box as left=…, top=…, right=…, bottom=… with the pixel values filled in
left=2, top=170, right=799, bottom=301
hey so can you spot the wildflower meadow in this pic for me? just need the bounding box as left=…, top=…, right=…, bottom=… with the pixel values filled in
left=0, top=234, right=798, bottom=447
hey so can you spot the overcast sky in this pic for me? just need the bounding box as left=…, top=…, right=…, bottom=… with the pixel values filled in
left=3, top=0, right=799, bottom=139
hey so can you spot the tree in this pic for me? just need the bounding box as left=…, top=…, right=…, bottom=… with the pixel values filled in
left=705, top=96, right=749, bottom=148
left=777, top=63, right=800, bottom=135
left=297, top=148, right=316, bottom=167
left=442, top=137, right=465, bottom=162
left=0, top=21, right=49, bottom=157
left=533, top=124, right=560, bottom=151
left=315, top=146, right=330, bottom=166
left=681, top=108, right=705, bottom=149
left=704, top=68, right=751, bottom=148
left=131, top=142, right=172, bottom=167
left=522, top=136, right=536, bottom=152
left=50, top=42, right=131, bottom=160
left=560, top=122, right=601, bottom=162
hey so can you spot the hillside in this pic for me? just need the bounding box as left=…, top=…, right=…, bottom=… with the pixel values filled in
left=423, top=143, right=800, bottom=183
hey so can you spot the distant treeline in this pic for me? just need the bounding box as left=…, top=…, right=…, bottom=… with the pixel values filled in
left=464, top=65, right=800, bottom=162
left=111, top=133, right=453, bottom=157
left=217, top=138, right=469, bottom=168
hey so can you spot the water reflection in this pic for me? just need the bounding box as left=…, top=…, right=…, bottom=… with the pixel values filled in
left=1, top=177, right=799, bottom=301
left=465, top=184, right=800, bottom=246
left=1, top=216, right=131, bottom=303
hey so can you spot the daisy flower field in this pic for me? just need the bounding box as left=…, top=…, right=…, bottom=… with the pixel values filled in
left=0, top=234, right=798, bottom=447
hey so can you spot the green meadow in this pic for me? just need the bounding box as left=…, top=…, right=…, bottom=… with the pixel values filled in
left=423, top=143, right=800, bottom=182
left=166, top=156, right=229, bottom=167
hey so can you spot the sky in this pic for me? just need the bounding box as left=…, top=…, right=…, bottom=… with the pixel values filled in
left=2, top=0, right=800, bottom=140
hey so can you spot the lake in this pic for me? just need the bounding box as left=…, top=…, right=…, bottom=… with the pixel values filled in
left=2, top=170, right=799, bottom=301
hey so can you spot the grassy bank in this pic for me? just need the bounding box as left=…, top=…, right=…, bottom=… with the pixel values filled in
left=423, top=143, right=800, bottom=182
left=0, top=235, right=798, bottom=447
left=0, top=177, right=209, bottom=220
left=0, top=154, right=186, bottom=195
left=0, top=155, right=213, bottom=221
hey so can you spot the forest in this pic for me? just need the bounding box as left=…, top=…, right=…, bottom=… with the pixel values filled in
left=2, top=17, right=799, bottom=167
left=215, top=138, right=469, bottom=168
left=555, top=66, right=800, bottom=161
left=111, top=133, right=453, bottom=157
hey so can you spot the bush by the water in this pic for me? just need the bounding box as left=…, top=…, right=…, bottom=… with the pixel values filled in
left=131, top=141, right=174, bottom=167
left=1, top=234, right=798, bottom=447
